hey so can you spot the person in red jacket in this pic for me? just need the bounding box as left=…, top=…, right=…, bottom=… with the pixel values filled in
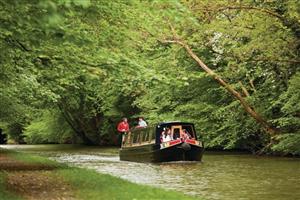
left=117, top=118, right=129, bottom=147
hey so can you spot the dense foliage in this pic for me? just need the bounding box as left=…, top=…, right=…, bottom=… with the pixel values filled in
left=0, top=0, right=299, bottom=155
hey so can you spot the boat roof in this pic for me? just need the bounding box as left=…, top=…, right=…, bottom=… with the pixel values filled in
left=157, top=121, right=194, bottom=126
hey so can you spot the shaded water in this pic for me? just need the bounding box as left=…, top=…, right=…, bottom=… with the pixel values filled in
left=1, top=145, right=300, bottom=200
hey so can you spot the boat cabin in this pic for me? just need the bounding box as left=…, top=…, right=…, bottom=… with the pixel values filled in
left=122, top=122, right=198, bottom=148
left=120, top=122, right=204, bottom=162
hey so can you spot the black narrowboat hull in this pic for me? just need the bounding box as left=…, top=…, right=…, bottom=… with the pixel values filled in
left=119, top=142, right=204, bottom=163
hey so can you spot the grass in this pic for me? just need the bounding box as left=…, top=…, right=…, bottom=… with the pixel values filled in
left=0, top=172, right=22, bottom=200
left=1, top=148, right=65, bottom=167
left=4, top=144, right=119, bottom=154
left=11, top=152, right=64, bottom=167
left=58, top=168, right=198, bottom=200
left=0, top=148, right=201, bottom=200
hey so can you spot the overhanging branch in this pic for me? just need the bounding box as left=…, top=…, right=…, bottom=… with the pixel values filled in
left=162, top=37, right=278, bottom=136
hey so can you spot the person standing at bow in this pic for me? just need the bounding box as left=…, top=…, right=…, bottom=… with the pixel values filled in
left=117, top=118, right=130, bottom=147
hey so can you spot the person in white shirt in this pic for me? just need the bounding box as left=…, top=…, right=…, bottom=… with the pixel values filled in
left=161, top=128, right=172, bottom=142
left=138, top=117, right=147, bottom=128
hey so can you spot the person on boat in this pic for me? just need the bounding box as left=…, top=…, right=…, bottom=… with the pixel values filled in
left=173, top=129, right=180, bottom=140
left=117, top=118, right=130, bottom=147
left=161, top=128, right=172, bottom=142
left=137, top=117, right=147, bottom=128
left=181, top=129, right=191, bottom=140
left=167, top=128, right=173, bottom=141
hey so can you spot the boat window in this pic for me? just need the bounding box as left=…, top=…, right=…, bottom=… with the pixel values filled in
left=139, top=129, right=146, bottom=143
left=151, top=129, right=156, bottom=140
left=130, top=128, right=151, bottom=144
left=124, top=134, right=130, bottom=146
left=182, top=125, right=195, bottom=138
left=173, top=128, right=180, bottom=140
left=142, top=129, right=149, bottom=142
left=156, top=123, right=197, bottom=144
left=132, top=131, right=140, bottom=143
left=123, top=127, right=155, bottom=146
left=148, top=128, right=153, bottom=142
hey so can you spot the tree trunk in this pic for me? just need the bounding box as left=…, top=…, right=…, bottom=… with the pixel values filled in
left=57, top=104, right=95, bottom=145
left=164, top=39, right=278, bottom=136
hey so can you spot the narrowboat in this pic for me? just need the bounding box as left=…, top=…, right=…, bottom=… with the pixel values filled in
left=119, top=122, right=204, bottom=162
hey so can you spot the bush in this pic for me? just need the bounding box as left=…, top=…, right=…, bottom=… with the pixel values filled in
left=24, top=110, right=76, bottom=144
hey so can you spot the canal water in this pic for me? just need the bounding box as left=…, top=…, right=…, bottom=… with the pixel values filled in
left=1, top=145, right=300, bottom=200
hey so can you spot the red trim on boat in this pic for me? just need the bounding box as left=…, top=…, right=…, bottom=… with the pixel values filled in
left=185, top=139, right=196, bottom=144
left=169, top=139, right=181, bottom=145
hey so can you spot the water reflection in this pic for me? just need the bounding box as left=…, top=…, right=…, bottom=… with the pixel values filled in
left=1, top=145, right=300, bottom=200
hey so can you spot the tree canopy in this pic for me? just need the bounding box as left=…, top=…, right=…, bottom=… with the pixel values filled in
left=0, top=0, right=299, bottom=155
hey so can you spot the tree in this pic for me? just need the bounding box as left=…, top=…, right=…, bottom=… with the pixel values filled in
left=0, top=0, right=299, bottom=154
left=132, top=0, right=300, bottom=153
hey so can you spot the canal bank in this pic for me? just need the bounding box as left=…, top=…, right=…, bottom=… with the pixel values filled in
left=1, top=144, right=300, bottom=200
left=0, top=148, right=199, bottom=200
